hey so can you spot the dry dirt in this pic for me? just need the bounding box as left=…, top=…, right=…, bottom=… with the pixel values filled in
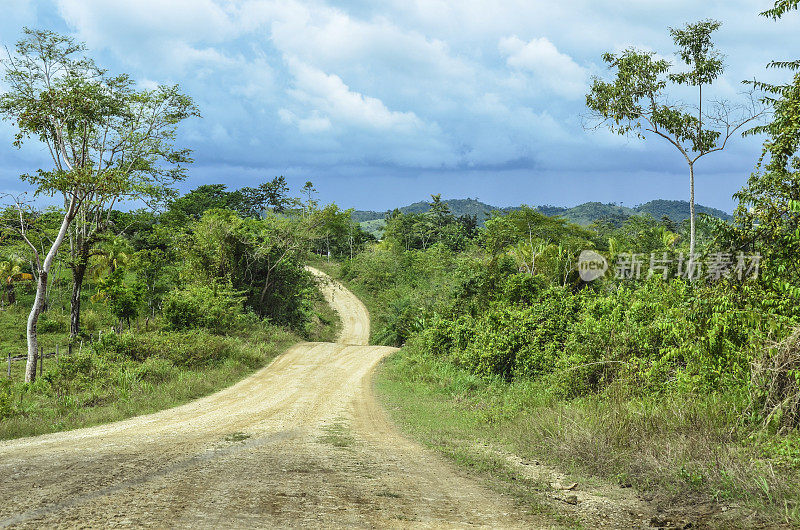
left=0, top=268, right=559, bottom=529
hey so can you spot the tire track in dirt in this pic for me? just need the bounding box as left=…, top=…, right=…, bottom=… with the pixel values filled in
left=0, top=267, right=550, bottom=528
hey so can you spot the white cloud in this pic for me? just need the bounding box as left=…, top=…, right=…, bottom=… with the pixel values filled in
left=56, top=0, right=238, bottom=44
left=285, top=58, right=426, bottom=133
left=278, top=108, right=332, bottom=133
left=4, top=0, right=784, bottom=192
left=499, top=36, right=588, bottom=98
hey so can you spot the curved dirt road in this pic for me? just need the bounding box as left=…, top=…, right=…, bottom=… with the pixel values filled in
left=0, top=268, right=546, bottom=528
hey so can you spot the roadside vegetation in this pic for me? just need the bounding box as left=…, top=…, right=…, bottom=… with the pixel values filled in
left=330, top=6, right=800, bottom=525
left=0, top=177, right=364, bottom=439
left=338, top=206, right=799, bottom=525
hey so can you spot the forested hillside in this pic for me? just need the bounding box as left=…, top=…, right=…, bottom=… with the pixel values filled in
left=354, top=197, right=731, bottom=237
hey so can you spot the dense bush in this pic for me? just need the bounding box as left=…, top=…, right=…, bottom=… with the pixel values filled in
left=162, top=283, right=246, bottom=333
left=90, top=329, right=250, bottom=368
left=347, top=241, right=795, bottom=403
left=38, top=327, right=265, bottom=401
left=447, top=286, right=579, bottom=379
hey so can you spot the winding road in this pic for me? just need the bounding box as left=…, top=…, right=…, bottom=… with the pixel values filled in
left=0, top=268, right=545, bottom=528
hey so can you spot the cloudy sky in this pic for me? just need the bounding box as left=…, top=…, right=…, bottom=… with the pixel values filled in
left=1, top=0, right=798, bottom=212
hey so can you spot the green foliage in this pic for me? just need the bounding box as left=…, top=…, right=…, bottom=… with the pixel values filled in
left=481, top=206, right=596, bottom=285
left=162, top=283, right=245, bottom=333
left=453, top=286, right=578, bottom=379
left=185, top=209, right=316, bottom=328
left=761, top=0, right=800, bottom=19
left=93, top=268, right=143, bottom=327
left=0, top=28, right=198, bottom=201
left=669, top=20, right=724, bottom=89
left=586, top=22, right=725, bottom=153
left=310, top=203, right=374, bottom=259
left=382, top=194, right=473, bottom=251
left=0, top=379, right=13, bottom=420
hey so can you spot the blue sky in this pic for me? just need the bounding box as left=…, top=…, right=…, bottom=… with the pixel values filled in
left=1, top=0, right=798, bottom=212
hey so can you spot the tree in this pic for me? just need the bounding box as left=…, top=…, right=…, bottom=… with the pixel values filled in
left=586, top=20, right=763, bottom=257
left=0, top=29, right=197, bottom=381
left=237, top=176, right=295, bottom=217
left=186, top=209, right=317, bottom=327
left=92, top=267, right=142, bottom=331
left=166, top=184, right=232, bottom=224
left=482, top=206, right=595, bottom=282
left=733, top=0, right=800, bottom=309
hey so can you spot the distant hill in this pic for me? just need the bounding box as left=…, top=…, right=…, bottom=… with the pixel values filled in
left=352, top=198, right=501, bottom=224
left=634, top=200, right=731, bottom=223
left=354, top=198, right=731, bottom=236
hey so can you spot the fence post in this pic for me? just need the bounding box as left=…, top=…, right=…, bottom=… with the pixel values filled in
left=6, top=352, right=10, bottom=379
left=39, top=347, right=43, bottom=377
left=56, top=344, right=59, bottom=362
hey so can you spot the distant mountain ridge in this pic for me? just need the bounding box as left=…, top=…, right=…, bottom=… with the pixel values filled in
left=353, top=198, right=731, bottom=230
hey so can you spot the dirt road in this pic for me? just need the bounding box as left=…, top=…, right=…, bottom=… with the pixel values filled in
left=0, top=268, right=548, bottom=528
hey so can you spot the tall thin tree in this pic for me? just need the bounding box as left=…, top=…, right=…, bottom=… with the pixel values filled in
left=586, top=20, right=763, bottom=257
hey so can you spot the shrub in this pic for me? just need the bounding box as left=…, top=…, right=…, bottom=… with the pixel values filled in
left=162, top=283, right=245, bottom=333
left=422, top=314, right=476, bottom=358
left=454, top=286, right=579, bottom=379
left=374, top=297, right=429, bottom=346
left=135, top=357, right=178, bottom=383
left=38, top=313, right=66, bottom=333
left=44, top=351, right=110, bottom=396
left=499, top=273, right=548, bottom=306
left=89, top=328, right=243, bottom=369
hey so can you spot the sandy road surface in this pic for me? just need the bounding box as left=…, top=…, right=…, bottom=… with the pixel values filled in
left=0, top=268, right=547, bottom=529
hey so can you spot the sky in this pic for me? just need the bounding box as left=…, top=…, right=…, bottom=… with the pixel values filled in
left=0, top=0, right=798, bottom=213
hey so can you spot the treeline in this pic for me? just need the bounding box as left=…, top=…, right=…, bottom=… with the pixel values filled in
left=2, top=178, right=373, bottom=338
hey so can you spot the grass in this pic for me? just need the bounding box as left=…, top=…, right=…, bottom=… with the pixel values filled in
left=318, top=420, right=355, bottom=448
left=375, top=343, right=800, bottom=528
left=0, top=325, right=298, bottom=440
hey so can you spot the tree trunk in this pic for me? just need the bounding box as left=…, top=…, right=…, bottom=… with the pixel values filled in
left=69, top=232, right=97, bottom=338
left=24, top=272, right=47, bottom=382
left=70, top=260, right=87, bottom=338
left=689, top=162, right=696, bottom=258
left=25, top=200, right=75, bottom=382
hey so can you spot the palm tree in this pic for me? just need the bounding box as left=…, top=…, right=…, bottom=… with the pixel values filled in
left=89, top=236, right=132, bottom=280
